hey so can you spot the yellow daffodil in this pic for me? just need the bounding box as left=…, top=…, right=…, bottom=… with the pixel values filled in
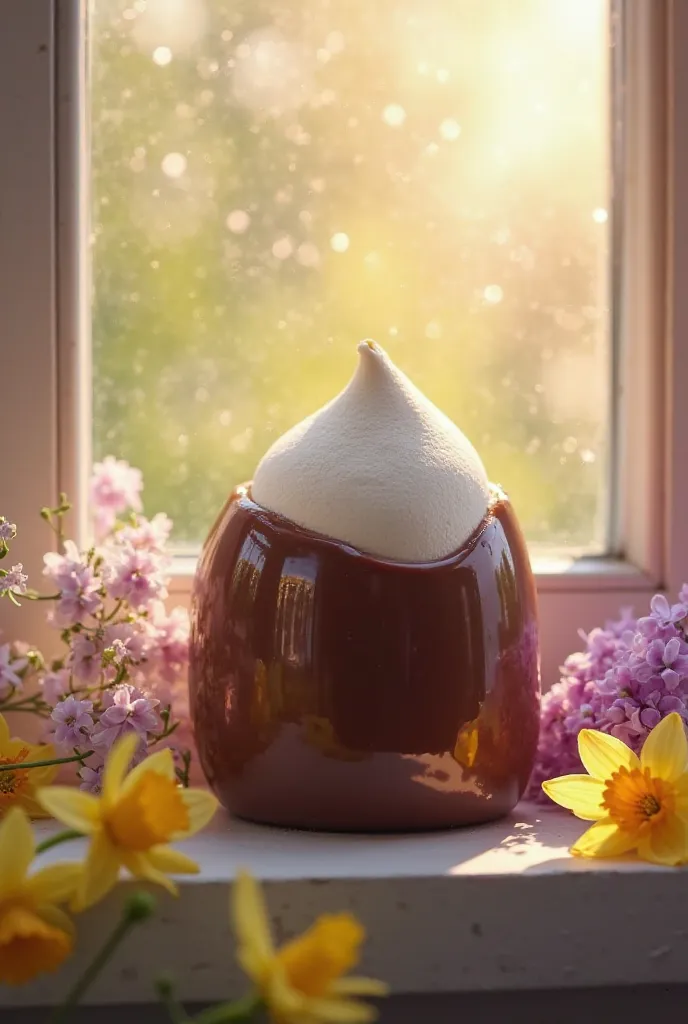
left=233, top=870, right=388, bottom=1023
left=0, top=713, right=58, bottom=818
left=0, top=807, right=82, bottom=984
left=37, top=733, right=218, bottom=909
left=543, top=711, right=688, bottom=866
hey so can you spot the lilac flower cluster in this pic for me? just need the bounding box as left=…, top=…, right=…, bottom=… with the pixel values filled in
left=0, top=458, right=192, bottom=793
left=527, top=588, right=688, bottom=800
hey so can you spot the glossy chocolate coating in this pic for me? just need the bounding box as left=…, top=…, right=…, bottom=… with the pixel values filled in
left=189, top=484, right=540, bottom=831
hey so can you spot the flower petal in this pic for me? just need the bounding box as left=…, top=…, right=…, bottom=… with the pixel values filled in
left=145, top=845, right=200, bottom=876
left=176, top=788, right=219, bottom=838
left=578, top=729, right=640, bottom=779
left=38, top=904, right=75, bottom=940
left=74, top=831, right=121, bottom=911
left=306, top=997, right=379, bottom=1023
left=102, top=733, right=140, bottom=806
left=541, top=775, right=606, bottom=820
left=28, top=863, right=83, bottom=906
left=119, top=850, right=179, bottom=895
left=0, top=808, right=34, bottom=896
left=0, top=713, right=10, bottom=747
left=36, top=787, right=100, bottom=834
left=233, top=871, right=275, bottom=969
left=641, top=712, right=688, bottom=782
left=121, top=747, right=175, bottom=795
left=571, top=818, right=638, bottom=859
left=637, top=815, right=688, bottom=866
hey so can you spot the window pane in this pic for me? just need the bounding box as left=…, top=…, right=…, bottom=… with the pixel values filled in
left=91, top=0, right=611, bottom=557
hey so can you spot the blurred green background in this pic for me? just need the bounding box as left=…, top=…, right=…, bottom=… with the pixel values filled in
left=92, top=0, right=611, bottom=555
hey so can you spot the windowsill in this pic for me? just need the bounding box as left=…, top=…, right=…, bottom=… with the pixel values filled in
left=6, top=804, right=688, bottom=1009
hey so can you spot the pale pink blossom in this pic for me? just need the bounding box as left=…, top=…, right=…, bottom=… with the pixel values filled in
left=41, top=668, right=70, bottom=706
left=1, top=563, right=28, bottom=596
left=0, top=519, right=16, bottom=541
left=51, top=696, right=94, bottom=749
left=118, top=513, right=173, bottom=553
left=0, top=643, right=28, bottom=698
left=103, top=620, right=149, bottom=664
left=79, top=763, right=104, bottom=794
left=91, top=683, right=160, bottom=751
left=103, top=544, right=167, bottom=609
left=145, top=602, right=189, bottom=684
left=69, top=635, right=102, bottom=685
left=91, top=457, right=143, bottom=538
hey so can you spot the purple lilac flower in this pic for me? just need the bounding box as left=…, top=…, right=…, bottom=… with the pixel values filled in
left=144, top=602, right=189, bottom=685
left=43, top=541, right=102, bottom=627
left=79, top=762, right=104, bottom=794
left=91, top=457, right=143, bottom=538
left=118, top=513, right=173, bottom=554
left=0, top=519, right=17, bottom=541
left=103, top=621, right=149, bottom=664
left=41, top=668, right=69, bottom=706
left=51, top=696, right=95, bottom=750
left=0, top=643, right=28, bottom=699
left=103, top=544, right=166, bottom=609
left=529, top=588, right=688, bottom=802
left=1, top=563, right=28, bottom=596
left=69, top=635, right=103, bottom=685
left=91, top=683, right=160, bottom=752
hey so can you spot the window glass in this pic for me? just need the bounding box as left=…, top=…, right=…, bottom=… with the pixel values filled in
left=91, top=0, right=611, bottom=556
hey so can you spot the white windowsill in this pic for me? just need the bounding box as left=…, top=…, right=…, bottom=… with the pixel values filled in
left=5, top=805, right=688, bottom=1009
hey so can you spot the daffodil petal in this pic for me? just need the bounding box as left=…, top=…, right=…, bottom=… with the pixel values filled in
left=0, top=714, right=10, bottom=747
left=28, top=764, right=59, bottom=788
left=0, top=808, right=34, bottom=895
left=176, top=788, right=219, bottom=838
left=637, top=814, right=688, bottom=866
left=233, top=871, right=275, bottom=964
left=19, top=797, right=55, bottom=820
left=641, top=712, right=688, bottom=782
left=672, top=775, right=688, bottom=817
left=571, top=817, right=637, bottom=859
left=75, top=831, right=121, bottom=911
left=578, top=729, right=640, bottom=780
left=541, top=775, right=606, bottom=820
left=37, top=904, right=75, bottom=940
left=145, top=845, right=200, bottom=876
left=307, top=997, right=379, bottom=1023
left=121, top=747, right=175, bottom=795
left=102, top=733, right=139, bottom=805
left=28, top=863, right=83, bottom=906
left=331, top=978, right=390, bottom=997
left=119, top=850, right=179, bottom=895
left=36, top=787, right=100, bottom=834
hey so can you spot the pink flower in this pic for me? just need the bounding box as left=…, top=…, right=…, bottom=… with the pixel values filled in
left=41, top=668, right=69, bottom=706
left=79, top=763, right=104, bottom=794
left=0, top=519, right=16, bottom=541
left=91, top=457, right=143, bottom=538
left=44, top=541, right=102, bottom=627
left=103, top=621, right=149, bottom=664
left=103, top=544, right=167, bottom=609
left=144, top=602, right=189, bottom=685
left=118, top=513, right=173, bottom=554
left=0, top=643, right=28, bottom=698
left=51, top=696, right=94, bottom=750
left=69, top=635, right=102, bottom=685
left=1, top=563, right=28, bottom=596
left=91, top=683, right=160, bottom=751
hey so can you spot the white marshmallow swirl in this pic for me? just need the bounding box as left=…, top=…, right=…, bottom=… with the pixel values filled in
left=251, top=340, right=491, bottom=562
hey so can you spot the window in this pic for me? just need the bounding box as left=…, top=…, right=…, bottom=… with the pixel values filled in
left=0, top=0, right=683, bottom=688
left=91, top=0, right=610, bottom=558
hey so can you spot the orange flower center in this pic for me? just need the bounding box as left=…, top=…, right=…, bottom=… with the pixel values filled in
left=0, top=904, right=72, bottom=985
left=106, top=772, right=189, bottom=850
left=0, top=748, right=31, bottom=807
left=602, top=766, right=672, bottom=833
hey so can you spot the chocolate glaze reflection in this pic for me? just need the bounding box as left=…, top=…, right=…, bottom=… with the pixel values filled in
left=189, top=484, right=540, bottom=831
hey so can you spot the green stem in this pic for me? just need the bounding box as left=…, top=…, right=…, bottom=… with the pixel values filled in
left=52, top=894, right=154, bottom=1024
left=0, top=750, right=93, bottom=773
left=156, top=977, right=192, bottom=1024
left=35, top=829, right=83, bottom=854
left=191, top=994, right=262, bottom=1024
left=0, top=695, right=49, bottom=712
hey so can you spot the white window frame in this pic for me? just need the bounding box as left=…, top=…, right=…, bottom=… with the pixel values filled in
left=0, top=0, right=685, bottom=690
